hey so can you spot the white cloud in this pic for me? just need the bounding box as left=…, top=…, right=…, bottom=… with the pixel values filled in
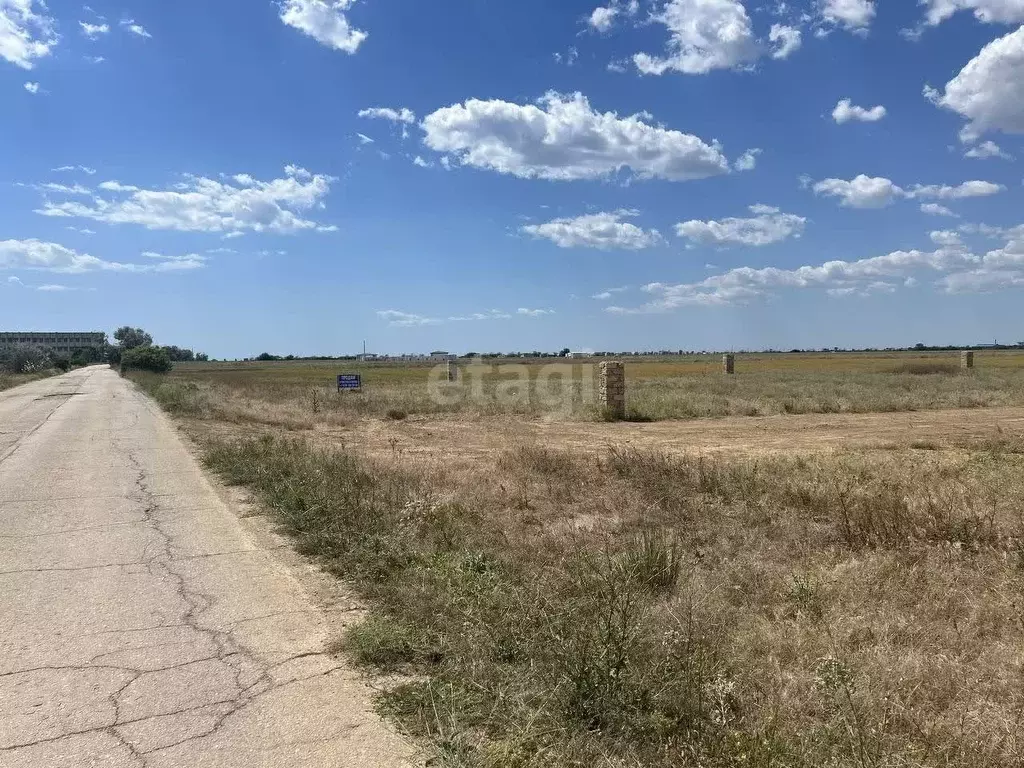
left=7, top=275, right=23, bottom=285
left=279, top=0, right=366, bottom=54
left=522, top=210, right=663, bottom=250
left=812, top=175, right=904, bottom=208
left=593, top=286, right=629, bottom=300
left=0, top=0, right=57, bottom=69
left=97, top=180, right=139, bottom=192
left=377, top=310, right=439, bottom=327
left=909, top=180, right=1005, bottom=199
left=412, top=155, right=433, bottom=168
left=920, top=0, right=1024, bottom=26
left=769, top=24, right=802, bottom=59
left=0, top=239, right=197, bottom=274
left=23, top=80, right=37, bottom=93
left=920, top=203, right=959, bottom=217
left=448, top=310, right=511, bottom=322
left=609, top=243, right=978, bottom=311
left=589, top=5, right=618, bottom=31
left=633, top=0, right=760, bottom=75
left=85, top=54, right=104, bottom=63
left=356, top=133, right=375, bottom=145
left=35, top=166, right=336, bottom=234
left=53, top=165, right=96, bottom=175
left=811, top=175, right=1003, bottom=207
left=358, top=106, right=416, bottom=123
left=37, top=283, right=75, bottom=291
left=79, top=21, right=108, bottom=39
left=37, top=182, right=91, bottom=195
left=964, top=140, right=1013, bottom=159
left=139, top=251, right=207, bottom=271
left=517, top=307, right=555, bottom=316
left=421, top=91, right=731, bottom=182
left=925, top=26, right=1024, bottom=142
left=819, top=0, right=876, bottom=32
left=676, top=204, right=807, bottom=246
left=734, top=148, right=761, bottom=171
left=832, top=98, right=886, bottom=123
left=120, top=18, right=151, bottom=38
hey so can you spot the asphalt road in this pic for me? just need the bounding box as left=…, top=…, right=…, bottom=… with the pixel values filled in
left=0, top=367, right=412, bottom=767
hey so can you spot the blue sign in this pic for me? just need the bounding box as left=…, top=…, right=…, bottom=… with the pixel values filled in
left=337, top=374, right=362, bottom=391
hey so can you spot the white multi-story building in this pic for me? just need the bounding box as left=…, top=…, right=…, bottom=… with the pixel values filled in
left=0, top=331, right=106, bottom=354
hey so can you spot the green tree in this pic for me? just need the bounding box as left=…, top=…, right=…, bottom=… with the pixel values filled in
left=114, top=326, right=154, bottom=351
left=120, top=345, right=172, bottom=374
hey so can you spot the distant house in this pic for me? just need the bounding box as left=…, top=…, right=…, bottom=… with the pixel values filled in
left=428, top=350, right=457, bottom=362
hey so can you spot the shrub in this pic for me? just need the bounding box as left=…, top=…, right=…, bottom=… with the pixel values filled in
left=889, top=361, right=959, bottom=375
left=120, top=345, right=172, bottom=374
left=0, top=344, right=51, bottom=373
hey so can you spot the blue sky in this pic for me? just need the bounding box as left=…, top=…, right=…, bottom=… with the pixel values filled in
left=2, top=0, right=1023, bottom=357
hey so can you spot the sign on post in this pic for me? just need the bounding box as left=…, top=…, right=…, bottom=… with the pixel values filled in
left=337, top=374, right=362, bottom=392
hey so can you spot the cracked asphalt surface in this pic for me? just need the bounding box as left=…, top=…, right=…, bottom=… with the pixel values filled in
left=0, top=367, right=413, bottom=767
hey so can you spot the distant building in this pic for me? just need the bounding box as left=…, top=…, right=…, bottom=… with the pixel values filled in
left=0, top=331, right=106, bottom=354
left=428, top=350, right=457, bottom=362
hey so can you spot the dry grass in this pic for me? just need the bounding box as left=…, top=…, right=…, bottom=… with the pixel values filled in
left=158, top=352, right=1024, bottom=424
left=132, top=364, right=1024, bottom=766
left=195, top=435, right=1024, bottom=767
left=0, top=370, right=55, bottom=393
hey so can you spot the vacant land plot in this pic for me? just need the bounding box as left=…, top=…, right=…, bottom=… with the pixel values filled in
left=168, top=350, right=1024, bottom=425
left=135, top=354, right=1024, bottom=768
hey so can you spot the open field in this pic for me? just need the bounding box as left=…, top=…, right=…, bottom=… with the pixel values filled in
left=166, top=350, right=1024, bottom=425
left=134, top=354, right=1024, bottom=767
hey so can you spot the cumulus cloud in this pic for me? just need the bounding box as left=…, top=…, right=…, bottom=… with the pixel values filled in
left=0, top=239, right=200, bottom=274
left=909, top=180, right=1005, bottom=199
left=34, top=166, right=336, bottom=234
left=23, top=80, right=38, bottom=93
left=769, top=24, right=802, bottom=59
left=517, top=307, right=555, bottom=316
left=421, top=91, right=732, bottom=182
left=605, top=222, right=1024, bottom=311
left=0, top=0, right=57, bottom=69
left=279, top=0, right=366, bottom=54
left=676, top=204, right=807, bottom=246
left=920, top=0, right=1024, bottom=26
left=964, top=139, right=1014, bottom=159
left=832, top=98, right=887, bottom=123
left=925, top=26, right=1024, bottom=142
left=733, top=148, right=762, bottom=172
left=522, top=210, right=664, bottom=250
left=633, top=0, right=760, bottom=75
left=819, top=0, right=876, bottom=32
left=811, top=175, right=1003, bottom=207
left=358, top=106, right=416, bottom=123
left=589, top=5, right=619, bottom=31
left=79, top=21, right=108, bottom=39
left=920, top=203, right=959, bottom=217
left=812, top=175, right=904, bottom=208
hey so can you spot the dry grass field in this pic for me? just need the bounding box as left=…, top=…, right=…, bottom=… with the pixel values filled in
left=0, top=371, right=53, bottom=393
left=133, top=351, right=1024, bottom=767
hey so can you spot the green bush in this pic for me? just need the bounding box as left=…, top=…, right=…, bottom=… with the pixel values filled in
left=120, top=345, right=172, bottom=374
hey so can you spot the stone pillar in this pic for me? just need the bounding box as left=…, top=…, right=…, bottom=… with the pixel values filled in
left=599, top=361, right=626, bottom=420
left=723, top=354, right=735, bottom=375
left=960, top=350, right=975, bottom=371
left=446, top=360, right=457, bottom=382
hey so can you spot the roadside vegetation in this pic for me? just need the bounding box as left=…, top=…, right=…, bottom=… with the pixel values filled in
left=133, top=357, right=1024, bottom=767
left=192, top=435, right=1024, bottom=767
